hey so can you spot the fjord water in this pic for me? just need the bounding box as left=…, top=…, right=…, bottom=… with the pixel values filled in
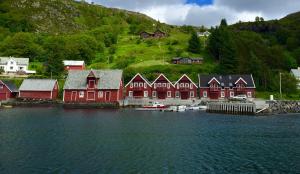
left=1, top=107, right=300, bottom=173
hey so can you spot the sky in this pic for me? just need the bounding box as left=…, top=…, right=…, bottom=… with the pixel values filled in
left=87, top=0, right=300, bottom=27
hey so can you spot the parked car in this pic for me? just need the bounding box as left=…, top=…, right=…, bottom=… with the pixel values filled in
left=231, top=95, right=247, bottom=100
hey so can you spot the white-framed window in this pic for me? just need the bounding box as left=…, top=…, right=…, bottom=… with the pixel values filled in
left=134, top=82, right=138, bottom=87
left=203, top=91, right=207, bottom=98
left=19, top=67, right=24, bottom=70
left=144, top=91, right=148, bottom=98
left=237, top=84, right=240, bottom=88
left=130, top=83, right=133, bottom=88
left=190, top=91, right=194, bottom=98
left=247, top=92, right=252, bottom=98
left=185, top=83, right=189, bottom=88
left=180, top=83, right=184, bottom=87
left=167, top=91, right=172, bottom=97
left=177, top=84, right=179, bottom=89
left=79, top=91, right=84, bottom=98
left=98, top=91, right=103, bottom=98
left=152, top=91, right=157, bottom=98
left=157, top=83, right=161, bottom=87
left=129, top=91, right=133, bottom=97
left=0, top=84, right=3, bottom=89
left=10, top=67, right=13, bottom=70
left=10, top=61, right=13, bottom=64
left=230, top=91, right=234, bottom=97
left=175, top=91, right=180, bottom=98
left=139, top=82, right=143, bottom=87
left=144, top=83, right=147, bottom=88
left=154, top=83, right=157, bottom=89
left=221, top=91, right=225, bottom=98
left=167, top=83, right=170, bottom=89
left=190, top=83, right=193, bottom=89
left=162, top=83, right=166, bottom=87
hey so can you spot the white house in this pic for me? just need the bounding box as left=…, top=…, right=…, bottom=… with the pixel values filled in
left=291, top=67, right=300, bottom=88
left=0, top=57, right=36, bottom=74
left=197, top=31, right=211, bottom=37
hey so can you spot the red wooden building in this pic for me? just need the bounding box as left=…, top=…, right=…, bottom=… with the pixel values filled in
left=125, top=73, right=152, bottom=98
left=19, top=79, right=59, bottom=100
left=174, top=74, right=198, bottom=100
left=198, top=74, right=256, bottom=100
left=63, top=70, right=123, bottom=103
left=63, top=60, right=85, bottom=71
left=0, top=80, right=18, bottom=101
left=151, top=74, right=175, bottom=99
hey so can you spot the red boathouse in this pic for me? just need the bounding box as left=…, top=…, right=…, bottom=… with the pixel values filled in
left=19, top=79, right=59, bottom=100
left=125, top=73, right=152, bottom=98
left=151, top=74, right=175, bottom=99
left=198, top=74, right=256, bottom=100
left=174, top=74, right=198, bottom=100
left=0, top=80, right=18, bottom=101
left=63, top=70, right=123, bottom=103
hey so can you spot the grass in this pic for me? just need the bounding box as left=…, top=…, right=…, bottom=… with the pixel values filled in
left=256, top=91, right=300, bottom=100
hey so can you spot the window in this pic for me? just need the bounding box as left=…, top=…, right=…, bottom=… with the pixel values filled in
left=154, top=83, right=157, bottom=89
left=247, top=92, right=252, bottom=98
left=157, top=83, right=161, bottom=87
left=167, top=91, right=172, bottom=97
left=190, top=83, right=193, bottom=89
left=180, top=83, right=184, bottom=87
left=134, top=82, right=138, bottom=87
left=129, top=91, right=133, bottom=97
left=175, top=91, right=180, bottom=98
left=10, top=61, right=13, bottom=64
left=139, top=82, right=143, bottom=87
left=152, top=91, right=157, bottom=98
left=167, top=83, right=170, bottom=89
left=162, top=83, right=166, bottom=87
left=203, top=91, right=207, bottom=98
left=190, top=91, right=194, bottom=98
left=79, top=91, right=84, bottom=98
left=185, top=83, right=189, bottom=88
left=19, top=67, right=24, bottom=70
left=230, top=91, right=234, bottom=98
left=144, top=91, right=148, bottom=98
left=144, top=83, right=147, bottom=88
left=10, top=67, right=13, bottom=70
left=130, top=83, right=133, bottom=88
left=98, top=91, right=103, bottom=98
left=221, top=91, right=225, bottom=98
left=177, top=84, right=179, bottom=89
left=0, top=84, right=3, bottom=89
left=237, top=84, right=240, bottom=88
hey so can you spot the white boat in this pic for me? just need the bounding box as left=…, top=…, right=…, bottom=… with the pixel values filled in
left=136, top=101, right=167, bottom=111
left=199, top=105, right=207, bottom=110
left=177, top=105, right=187, bottom=112
left=187, top=104, right=200, bottom=110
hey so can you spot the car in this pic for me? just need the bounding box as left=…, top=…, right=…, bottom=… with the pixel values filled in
left=231, top=94, right=247, bottom=100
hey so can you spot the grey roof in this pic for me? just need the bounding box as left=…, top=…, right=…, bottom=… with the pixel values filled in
left=291, top=69, right=300, bottom=78
left=198, top=74, right=255, bottom=88
left=19, top=79, right=57, bottom=91
left=0, top=80, right=18, bottom=92
left=64, top=70, right=123, bottom=90
left=0, top=57, right=29, bottom=65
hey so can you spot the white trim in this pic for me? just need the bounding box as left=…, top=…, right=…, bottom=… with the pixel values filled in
left=234, top=77, right=248, bottom=85
left=151, top=74, right=175, bottom=87
left=174, top=74, right=198, bottom=88
left=125, top=73, right=151, bottom=87
left=0, top=80, right=13, bottom=92
left=105, top=91, right=111, bottom=101
left=208, top=77, right=220, bottom=85
left=251, top=74, right=256, bottom=88
left=87, top=91, right=96, bottom=101
left=63, top=90, right=65, bottom=102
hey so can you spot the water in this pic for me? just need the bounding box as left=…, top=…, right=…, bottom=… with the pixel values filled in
left=1, top=107, right=300, bottom=174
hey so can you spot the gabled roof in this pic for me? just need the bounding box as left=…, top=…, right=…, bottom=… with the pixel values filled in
left=235, top=77, right=248, bottom=84
left=63, top=60, right=85, bottom=66
left=125, top=73, right=152, bottom=87
left=0, top=57, right=29, bottom=66
left=208, top=77, right=220, bottom=84
left=151, top=74, right=175, bottom=87
left=64, top=70, right=123, bottom=90
left=291, top=69, right=300, bottom=78
left=0, top=80, right=18, bottom=92
left=19, top=79, right=57, bottom=91
left=174, top=74, right=198, bottom=88
left=198, top=74, right=255, bottom=88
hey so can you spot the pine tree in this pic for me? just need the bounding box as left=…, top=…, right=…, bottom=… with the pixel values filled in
left=188, top=31, right=201, bottom=54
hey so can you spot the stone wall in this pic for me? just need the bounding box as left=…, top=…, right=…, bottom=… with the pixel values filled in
left=268, top=101, right=300, bottom=114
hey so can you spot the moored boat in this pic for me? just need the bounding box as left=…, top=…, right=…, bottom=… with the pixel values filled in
left=136, top=101, right=167, bottom=111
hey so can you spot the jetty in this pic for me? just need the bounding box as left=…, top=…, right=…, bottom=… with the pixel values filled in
left=207, top=102, right=256, bottom=115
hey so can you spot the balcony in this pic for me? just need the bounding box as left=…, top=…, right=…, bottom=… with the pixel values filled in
left=131, top=86, right=146, bottom=91
left=209, top=87, right=220, bottom=92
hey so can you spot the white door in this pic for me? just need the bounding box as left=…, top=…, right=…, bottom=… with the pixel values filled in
left=144, top=91, right=148, bottom=98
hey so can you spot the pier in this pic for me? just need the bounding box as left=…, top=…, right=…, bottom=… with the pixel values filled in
left=207, top=102, right=256, bottom=115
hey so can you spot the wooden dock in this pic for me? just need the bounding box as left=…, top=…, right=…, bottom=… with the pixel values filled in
left=207, top=102, right=256, bottom=115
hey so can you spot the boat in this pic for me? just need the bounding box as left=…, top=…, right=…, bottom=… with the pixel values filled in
left=136, top=101, right=167, bottom=111
left=199, top=105, right=207, bottom=110
left=163, top=106, right=178, bottom=112
left=177, top=105, right=187, bottom=112
left=187, top=104, right=201, bottom=110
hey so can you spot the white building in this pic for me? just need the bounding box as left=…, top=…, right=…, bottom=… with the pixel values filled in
left=290, top=67, right=300, bottom=88
left=0, top=57, right=36, bottom=74
left=197, top=31, right=211, bottom=37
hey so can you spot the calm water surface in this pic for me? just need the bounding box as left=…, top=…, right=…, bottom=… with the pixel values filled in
left=1, top=107, right=300, bottom=173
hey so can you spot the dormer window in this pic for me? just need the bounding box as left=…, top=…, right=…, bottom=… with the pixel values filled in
left=10, top=61, right=14, bottom=64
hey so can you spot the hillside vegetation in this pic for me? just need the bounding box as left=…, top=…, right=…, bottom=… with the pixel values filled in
left=1, top=0, right=300, bottom=96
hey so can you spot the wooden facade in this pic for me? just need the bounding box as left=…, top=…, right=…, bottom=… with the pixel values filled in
left=125, top=73, right=152, bottom=98
left=174, top=74, right=198, bottom=100
left=140, top=30, right=167, bottom=39
left=151, top=74, right=175, bottom=99
left=0, top=80, right=18, bottom=101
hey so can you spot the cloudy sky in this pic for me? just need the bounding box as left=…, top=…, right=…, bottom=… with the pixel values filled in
left=87, top=0, right=300, bottom=27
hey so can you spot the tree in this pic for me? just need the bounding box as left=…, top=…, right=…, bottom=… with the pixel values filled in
left=220, top=19, right=228, bottom=27
left=188, top=31, right=201, bottom=54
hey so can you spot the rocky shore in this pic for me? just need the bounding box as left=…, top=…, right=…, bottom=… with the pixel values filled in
left=267, top=101, right=300, bottom=114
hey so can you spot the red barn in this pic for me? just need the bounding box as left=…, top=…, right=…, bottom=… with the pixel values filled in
left=63, top=60, right=85, bottom=71
left=125, top=73, right=152, bottom=98
left=199, top=74, right=256, bottom=100
left=0, top=80, right=18, bottom=101
left=174, top=74, right=198, bottom=100
left=19, top=79, right=59, bottom=100
left=151, top=74, right=175, bottom=99
left=63, top=70, right=123, bottom=103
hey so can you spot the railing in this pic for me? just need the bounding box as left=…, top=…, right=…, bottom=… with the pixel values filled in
left=207, top=102, right=256, bottom=115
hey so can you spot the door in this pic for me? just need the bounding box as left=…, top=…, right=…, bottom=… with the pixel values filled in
left=71, top=91, right=77, bottom=101
left=87, top=91, right=95, bottom=101
left=105, top=91, right=111, bottom=101
left=144, top=91, right=148, bottom=98
left=180, top=92, right=189, bottom=100
left=157, top=92, right=166, bottom=99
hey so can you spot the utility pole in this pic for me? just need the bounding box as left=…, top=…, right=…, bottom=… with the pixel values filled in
left=279, top=72, right=282, bottom=99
